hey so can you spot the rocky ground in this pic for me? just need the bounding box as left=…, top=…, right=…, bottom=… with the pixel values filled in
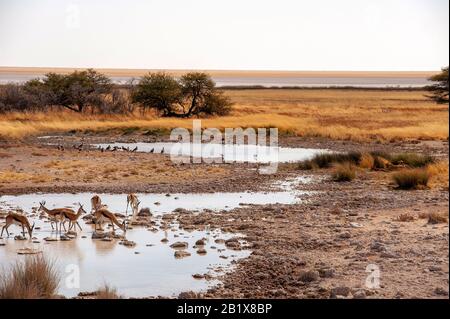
left=0, top=134, right=448, bottom=299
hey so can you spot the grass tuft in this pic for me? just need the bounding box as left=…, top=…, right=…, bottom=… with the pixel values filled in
left=96, top=284, right=121, bottom=299
left=392, top=168, right=430, bottom=189
left=332, top=162, right=356, bottom=182
left=0, top=255, right=60, bottom=299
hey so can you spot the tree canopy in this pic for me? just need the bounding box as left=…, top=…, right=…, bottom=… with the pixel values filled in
left=132, top=72, right=232, bottom=117
left=426, top=67, right=449, bottom=104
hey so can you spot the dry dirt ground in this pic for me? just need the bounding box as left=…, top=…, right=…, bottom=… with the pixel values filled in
left=0, top=135, right=448, bottom=299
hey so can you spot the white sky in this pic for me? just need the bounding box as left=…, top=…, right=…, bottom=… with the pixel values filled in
left=0, top=0, right=448, bottom=71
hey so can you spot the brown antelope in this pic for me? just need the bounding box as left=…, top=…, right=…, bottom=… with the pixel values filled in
left=1, top=212, right=35, bottom=238
left=63, top=203, right=87, bottom=231
left=94, top=208, right=126, bottom=233
left=90, top=195, right=106, bottom=214
left=38, top=201, right=72, bottom=233
left=126, top=193, right=140, bottom=219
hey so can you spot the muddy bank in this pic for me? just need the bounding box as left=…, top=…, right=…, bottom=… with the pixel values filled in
left=171, top=174, right=449, bottom=299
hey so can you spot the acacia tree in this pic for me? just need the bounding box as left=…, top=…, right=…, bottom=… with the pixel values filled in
left=426, top=66, right=449, bottom=104
left=25, top=69, right=113, bottom=112
left=131, top=72, right=182, bottom=116
left=132, top=72, right=232, bottom=117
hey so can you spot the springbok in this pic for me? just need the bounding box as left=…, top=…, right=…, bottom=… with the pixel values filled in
left=63, top=203, right=87, bottom=231
left=126, top=194, right=140, bottom=219
left=1, top=212, right=35, bottom=238
left=38, top=201, right=72, bottom=233
left=90, top=195, right=106, bottom=214
left=94, top=208, right=126, bottom=233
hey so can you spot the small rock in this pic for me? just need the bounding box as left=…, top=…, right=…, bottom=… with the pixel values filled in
left=161, top=238, right=169, bottom=243
left=174, top=250, right=191, bottom=259
left=195, top=239, right=206, bottom=246
left=192, top=274, right=204, bottom=279
left=331, top=286, right=351, bottom=298
left=434, top=287, right=448, bottom=296
left=44, top=237, right=58, bottom=242
left=352, top=290, right=366, bottom=299
left=14, top=235, right=26, bottom=241
left=170, top=241, right=188, bottom=249
left=138, top=208, right=152, bottom=217
left=196, top=249, right=207, bottom=255
left=298, top=270, right=319, bottom=283
left=120, top=240, right=136, bottom=247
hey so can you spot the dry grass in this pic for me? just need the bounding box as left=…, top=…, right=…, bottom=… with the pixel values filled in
left=392, top=168, right=430, bottom=189
left=0, top=89, right=448, bottom=141
left=96, top=284, right=121, bottom=299
left=426, top=160, right=449, bottom=189
left=0, top=255, right=59, bottom=299
left=332, top=163, right=356, bottom=182
left=419, top=212, right=449, bottom=224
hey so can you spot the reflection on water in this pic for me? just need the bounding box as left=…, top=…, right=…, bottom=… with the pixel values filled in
left=0, top=178, right=310, bottom=297
left=94, top=142, right=330, bottom=163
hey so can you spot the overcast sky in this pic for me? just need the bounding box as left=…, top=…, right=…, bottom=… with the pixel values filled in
left=0, top=0, right=448, bottom=71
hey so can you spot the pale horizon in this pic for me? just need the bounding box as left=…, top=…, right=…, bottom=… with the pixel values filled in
left=0, top=0, right=448, bottom=71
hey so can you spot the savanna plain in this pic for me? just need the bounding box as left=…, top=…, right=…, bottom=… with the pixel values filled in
left=0, top=88, right=448, bottom=299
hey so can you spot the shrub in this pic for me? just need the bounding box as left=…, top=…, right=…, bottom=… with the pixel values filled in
left=390, top=153, right=434, bottom=168
left=332, top=163, right=356, bottom=182
left=392, top=168, right=430, bottom=189
left=0, top=255, right=60, bottom=299
left=359, top=153, right=375, bottom=169
left=427, top=212, right=448, bottom=224
left=298, top=152, right=361, bottom=170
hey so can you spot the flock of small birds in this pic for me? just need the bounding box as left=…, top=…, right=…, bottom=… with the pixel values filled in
left=55, top=143, right=141, bottom=153
left=96, top=145, right=139, bottom=153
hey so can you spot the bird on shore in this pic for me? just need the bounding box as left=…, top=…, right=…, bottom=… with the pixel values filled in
left=105, top=145, right=111, bottom=151
left=160, top=147, right=165, bottom=154
left=132, top=146, right=138, bottom=152
left=150, top=148, right=154, bottom=153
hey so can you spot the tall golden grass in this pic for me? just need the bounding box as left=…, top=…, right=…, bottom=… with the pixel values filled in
left=0, top=255, right=60, bottom=299
left=0, top=89, right=448, bottom=141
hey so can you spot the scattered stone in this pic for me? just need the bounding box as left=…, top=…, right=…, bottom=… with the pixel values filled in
left=350, top=222, right=363, bottom=228
left=161, top=238, right=169, bottom=243
left=339, top=232, right=351, bottom=239
left=318, top=268, right=335, bottom=278
left=14, top=235, right=26, bottom=241
left=120, top=240, right=137, bottom=248
left=17, top=248, right=42, bottom=255
left=298, top=270, right=319, bottom=283
left=91, top=232, right=108, bottom=239
left=331, top=286, right=351, bottom=298
left=174, top=250, right=191, bottom=259
left=195, top=239, right=206, bottom=246
left=138, top=208, right=152, bottom=217
left=102, top=237, right=113, bottom=242
left=170, top=241, right=188, bottom=249
left=197, top=249, right=207, bottom=255
left=192, top=274, right=204, bottom=279
left=44, top=237, right=58, bottom=242
left=434, top=287, right=448, bottom=296
left=352, top=290, right=366, bottom=299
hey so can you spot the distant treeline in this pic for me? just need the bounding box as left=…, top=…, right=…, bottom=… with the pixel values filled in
left=0, top=69, right=232, bottom=117
left=0, top=67, right=447, bottom=115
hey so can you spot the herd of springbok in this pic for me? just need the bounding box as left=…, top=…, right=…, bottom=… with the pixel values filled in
left=0, top=193, right=140, bottom=239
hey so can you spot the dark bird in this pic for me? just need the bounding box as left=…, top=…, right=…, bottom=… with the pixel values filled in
left=105, top=145, right=111, bottom=151
left=100, top=148, right=104, bottom=153
left=132, top=146, right=138, bottom=152
left=150, top=148, right=154, bottom=153
left=160, top=147, right=165, bottom=154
